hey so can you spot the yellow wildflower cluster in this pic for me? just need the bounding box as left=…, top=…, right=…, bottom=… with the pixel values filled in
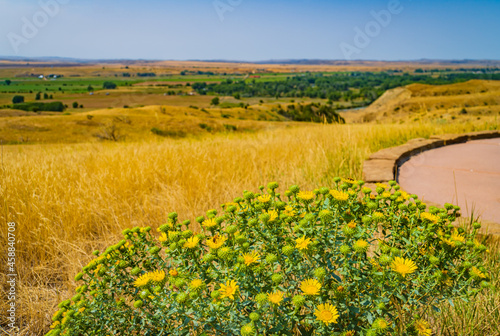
left=52, top=181, right=489, bottom=336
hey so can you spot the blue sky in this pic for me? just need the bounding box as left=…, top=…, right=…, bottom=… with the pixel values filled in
left=0, top=0, right=499, bottom=61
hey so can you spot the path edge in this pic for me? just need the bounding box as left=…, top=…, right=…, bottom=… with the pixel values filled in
left=362, top=129, right=500, bottom=235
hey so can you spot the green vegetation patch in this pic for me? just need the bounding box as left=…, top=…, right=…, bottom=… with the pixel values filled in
left=48, top=180, right=490, bottom=335
left=13, top=101, right=65, bottom=112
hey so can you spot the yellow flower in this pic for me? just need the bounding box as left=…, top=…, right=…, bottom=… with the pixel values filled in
left=373, top=212, right=384, bottom=221
left=149, top=270, right=166, bottom=282
left=297, top=191, right=315, bottom=201
left=295, top=236, right=312, bottom=250
left=202, top=218, right=217, bottom=229
left=267, top=210, right=279, bottom=222
left=421, top=212, right=439, bottom=224
left=401, top=191, right=410, bottom=200
left=242, top=251, right=260, bottom=266
left=330, top=190, right=349, bottom=201
left=219, top=280, right=239, bottom=300
left=414, top=319, right=432, bottom=336
left=158, top=232, right=168, bottom=242
left=183, top=236, right=200, bottom=249
left=376, top=183, right=388, bottom=190
left=224, top=202, right=240, bottom=210
left=300, top=279, right=321, bottom=295
left=353, top=239, right=369, bottom=252
left=284, top=205, right=296, bottom=217
left=189, top=279, right=205, bottom=291
left=450, top=229, right=465, bottom=243
left=347, top=220, right=357, bottom=228
left=134, top=273, right=151, bottom=287
left=169, top=269, right=178, bottom=277
left=391, top=257, right=417, bottom=278
left=206, top=234, right=227, bottom=249
left=314, top=303, right=339, bottom=325
left=257, top=194, right=271, bottom=203
left=470, top=266, right=487, bottom=279
left=50, top=321, right=60, bottom=329
left=342, top=177, right=356, bottom=184
left=441, top=229, right=465, bottom=247
left=267, top=291, right=284, bottom=305
left=382, top=192, right=391, bottom=198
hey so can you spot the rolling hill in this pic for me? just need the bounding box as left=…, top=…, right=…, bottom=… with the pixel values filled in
left=346, top=80, right=500, bottom=123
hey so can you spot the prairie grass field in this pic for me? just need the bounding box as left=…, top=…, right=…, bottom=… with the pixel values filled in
left=1, top=117, right=499, bottom=335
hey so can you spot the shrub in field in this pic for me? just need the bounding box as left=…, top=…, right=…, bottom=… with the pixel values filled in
left=47, top=180, right=490, bottom=335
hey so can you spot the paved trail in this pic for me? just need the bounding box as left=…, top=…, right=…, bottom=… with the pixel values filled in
left=399, top=138, right=500, bottom=230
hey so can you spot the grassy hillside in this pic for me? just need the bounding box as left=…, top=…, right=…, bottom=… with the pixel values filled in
left=1, top=117, right=499, bottom=335
left=346, top=80, right=500, bottom=123
left=0, top=104, right=293, bottom=144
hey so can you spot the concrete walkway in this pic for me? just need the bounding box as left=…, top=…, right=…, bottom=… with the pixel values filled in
left=399, top=138, right=500, bottom=229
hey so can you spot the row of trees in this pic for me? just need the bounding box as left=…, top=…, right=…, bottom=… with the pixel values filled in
left=192, top=72, right=500, bottom=103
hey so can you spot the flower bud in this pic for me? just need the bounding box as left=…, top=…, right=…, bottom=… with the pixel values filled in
left=139, top=290, right=150, bottom=299
left=225, top=225, right=238, bottom=234
left=218, top=247, right=232, bottom=260
left=379, top=254, right=391, bottom=265
left=265, top=254, right=278, bottom=264
left=318, top=210, right=333, bottom=221
left=282, top=245, right=295, bottom=256
left=390, top=247, right=400, bottom=256
left=340, top=244, right=351, bottom=255
left=241, top=323, right=256, bottom=336
left=133, top=300, right=143, bottom=308
left=271, top=273, right=283, bottom=284
left=176, top=293, right=188, bottom=304
left=314, top=267, right=326, bottom=281
left=249, top=312, right=260, bottom=321
left=268, top=182, right=279, bottom=190
left=181, top=230, right=193, bottom=239
left=243, top=192, right=255, bottom=201
left=255, top=293, right=268, bottom=304
left=211, top=290, right=221, bottom=300
left=235, top=235, right=247, bottom=244
left=292, top=295, right=305, bottom=308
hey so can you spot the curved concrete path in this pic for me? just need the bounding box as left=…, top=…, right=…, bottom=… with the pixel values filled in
left=399, top=138, right=500, bottom=227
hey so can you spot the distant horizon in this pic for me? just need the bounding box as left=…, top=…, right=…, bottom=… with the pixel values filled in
left=2, top=56, right=500, bottom=64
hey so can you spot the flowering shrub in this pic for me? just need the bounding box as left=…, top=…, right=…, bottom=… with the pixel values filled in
left=47, top=179, right=490, bottom=336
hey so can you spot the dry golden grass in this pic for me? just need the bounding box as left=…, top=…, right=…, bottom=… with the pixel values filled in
left=351, top=80, right=500, bottom=123
left=0, top=118, right=498, bottom=335
left=0, top=104, right=289, bottom=144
